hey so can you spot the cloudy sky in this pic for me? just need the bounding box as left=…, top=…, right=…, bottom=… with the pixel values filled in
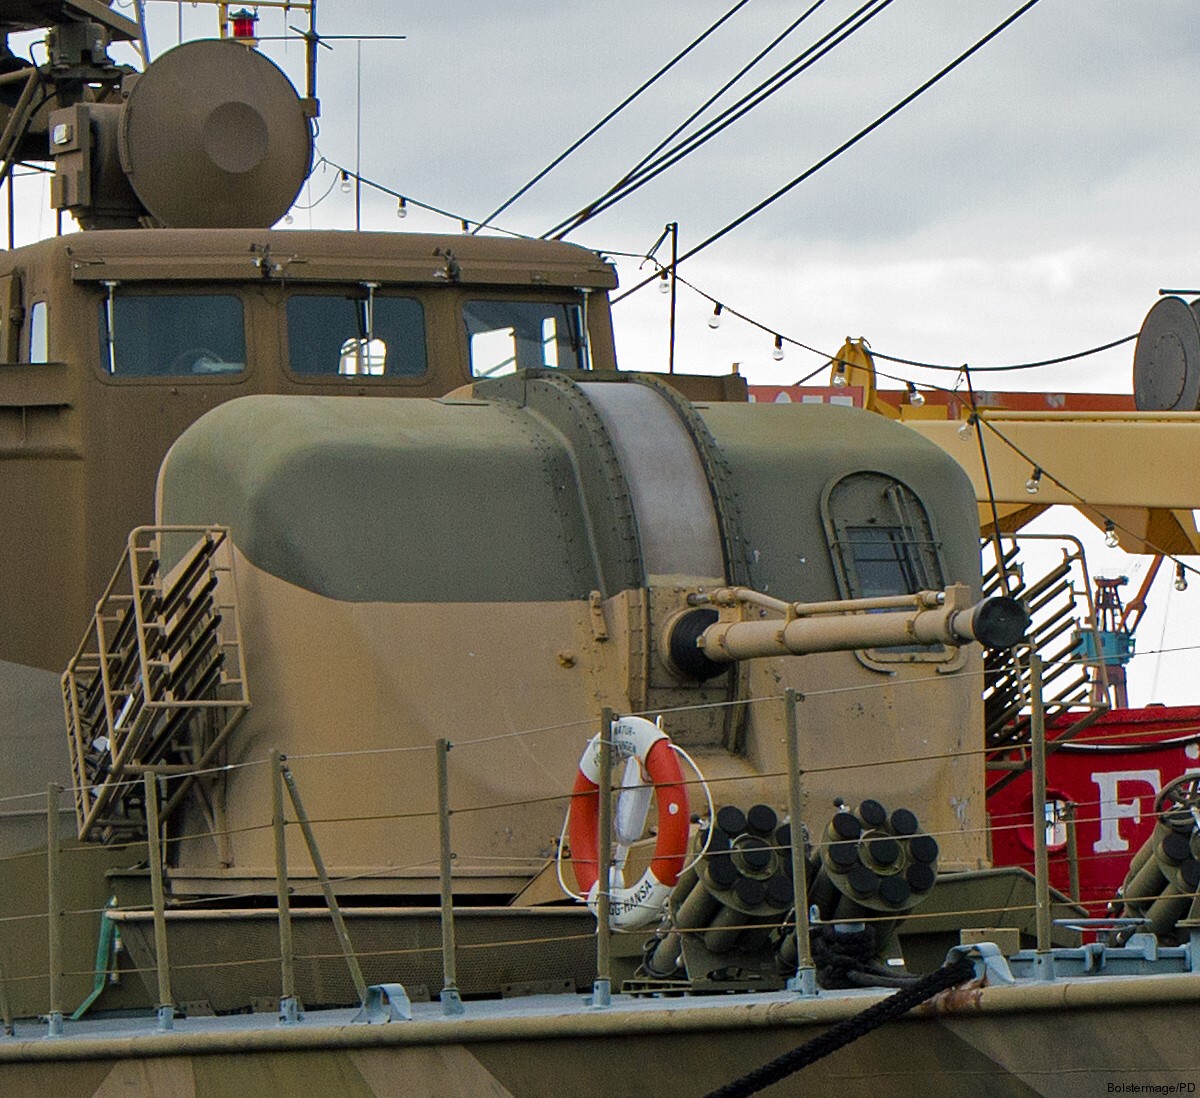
left=13, top=0, right=1200, bottom=702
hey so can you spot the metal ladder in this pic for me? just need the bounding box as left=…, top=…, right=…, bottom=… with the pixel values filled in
left=63, top=525, right=250, bottom=842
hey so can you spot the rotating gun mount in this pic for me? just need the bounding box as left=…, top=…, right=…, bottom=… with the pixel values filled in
left=666, top=583, right=1029, bottom=682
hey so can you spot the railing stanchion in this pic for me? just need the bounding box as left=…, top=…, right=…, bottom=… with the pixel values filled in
left=0, top=958, right=13, bottom=1037
left=1030, top=652, right=1055, bottom=979
left=143, top=770, right=175, bottom=1030
left=46, top=783, right=63, bottom=1037
left=783, top=689, right=817, bottom=996
left=435, top=738, right=464, bottom=1015
left=1064, top=800, right=1080, bottom=903
left=271, top=749, right=299, bottom=1023
left=592, top=707, right=614, bottom=1008
left=280, top=762, right=369, bottom=1008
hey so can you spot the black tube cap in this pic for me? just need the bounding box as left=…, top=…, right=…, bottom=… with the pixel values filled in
left=828, top=840, right=859, bottom=869
left=972, top=596, right=1029, bottom=649
left=738, top=837, right=772, bottom=871
left=766, top=873, right=794, bottom=907
left=909, top=834, right=939, bottom=864
left=708, top=853, right=738, bottom=889
left=717, top=805, right=747, bottom=837
left=906, top=862, right=937, bottom=892
left=735, top=876, right=768, bottom=907
left=831, top=812, right=863, bottom=840
left=667, top=608, right=727, bottom=681
left=879, top=875, right=912, bottom=908
left=747, top=803, right=778, bottom=836
left=859, top=799, right=887, bottom=828
left=847, top=865, right=879, bottom=897
left=867, top=837, right=900, bottom=866
left=890, top=808, right=919, bottom=836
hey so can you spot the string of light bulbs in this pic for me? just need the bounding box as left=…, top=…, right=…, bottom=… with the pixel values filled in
left=296, top=156, right=533, bottom=239
left=860, top=360, right=1200, bottom=586
left=654, top=267, right=1135, bottom=389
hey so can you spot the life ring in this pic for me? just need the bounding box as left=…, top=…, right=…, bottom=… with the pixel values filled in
left=568, top=716, right=690, bottom=929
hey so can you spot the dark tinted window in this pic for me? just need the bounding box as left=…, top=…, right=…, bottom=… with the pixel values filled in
left=464, top=300, right=587, bottom=377
left=824, top=472, right=949, bottom=663
left=286, top=294, right=426, bottom=377
left=99, top=294, right=245, bottom=376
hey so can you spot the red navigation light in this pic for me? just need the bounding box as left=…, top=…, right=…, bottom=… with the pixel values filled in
left=230, top=9, right=258, bottom=40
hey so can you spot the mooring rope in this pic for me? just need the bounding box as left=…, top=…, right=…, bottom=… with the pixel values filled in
left=701, top=955, right=977, bottom=1098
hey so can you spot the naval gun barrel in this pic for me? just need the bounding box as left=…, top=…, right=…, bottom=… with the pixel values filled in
left=669, top=583, right=1027, bottom=680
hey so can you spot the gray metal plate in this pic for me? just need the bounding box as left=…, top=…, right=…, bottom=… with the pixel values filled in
left=1133, top=295, right=1200, bottom=411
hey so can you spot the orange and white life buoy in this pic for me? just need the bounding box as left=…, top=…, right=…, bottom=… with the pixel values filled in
left=568, top=715, right=690, bottom=929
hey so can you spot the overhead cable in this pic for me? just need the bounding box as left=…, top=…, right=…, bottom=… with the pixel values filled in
left=871, top=332, right=1138, bottom=372
left=315, top=156, right=529, bottom=238
left=549, top=0, right=892, bottom=239
left=612, top=0, right=1046, bottom=303
left=472, top=0, right=755, bottom=235
left=663, top=269, right=1131, bottom=381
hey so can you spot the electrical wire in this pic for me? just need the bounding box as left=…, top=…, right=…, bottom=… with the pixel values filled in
left=613, top=0, right=1045, bottom=302
left=472, top=0, right=755, bottom=234
left=311, top=155, right=529, bottom=238
left=618, top=0, right=833, bottom=185
left=548, top=0, right=895, bottom=239
left=871, top=332, right=1138, bottom=372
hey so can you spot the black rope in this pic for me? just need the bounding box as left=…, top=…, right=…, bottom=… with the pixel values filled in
left=700, top=955, right=976, bottom=1098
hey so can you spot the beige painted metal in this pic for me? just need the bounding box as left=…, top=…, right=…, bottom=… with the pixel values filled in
left=698, top=584, right=988, bottom=662
left=909, top=412, right=1200, bottom=552
left=1029, top=655, right=1051, bottom=955
left=164, top=548, right=988, bottom=894
left=3, top=971, right=1200, bottom=1066
left=783, top=689, right=815, bottom=989
left=143, top=772, right=174, bottom=1018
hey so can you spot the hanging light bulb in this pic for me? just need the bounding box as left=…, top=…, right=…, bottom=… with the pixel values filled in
left=772, top=335, right=785, bottom=361
left=1175, top=562, right=1189, bottom=592
left=396, top=197, right=408, bottom=219
left=1104, top=519, right=1119, bottom=549
left=957, top=414, right=976, bottom=441
left=658, top=271, right=671, bottom=294
left=340, top=170, right=351, bottom=193
left=906, top=381, right=925, bottom=407
left=708, top=303, right=723, bottom=329
left=1025, top=466, right=1043, bottom=495
left=832, top=363, right=847, bottom=388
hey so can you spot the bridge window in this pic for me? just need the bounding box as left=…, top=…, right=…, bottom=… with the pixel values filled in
left=286, top=293, right=426, bottom=378
left=99, top=293, right=245, bottom=377
left=823, top=471, right=950, bottom=666
left=464, top=300, right=587, bottom=378
left=28, top=301, right=47, bottom=363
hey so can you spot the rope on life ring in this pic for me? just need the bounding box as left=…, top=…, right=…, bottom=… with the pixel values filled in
left=567, top=715, right=690, bottom=930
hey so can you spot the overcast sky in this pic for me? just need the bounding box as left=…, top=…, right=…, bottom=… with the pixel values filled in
left=13, top=0, right=1186, bottom=391
left=13, top=0, right=1200, bottom=702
